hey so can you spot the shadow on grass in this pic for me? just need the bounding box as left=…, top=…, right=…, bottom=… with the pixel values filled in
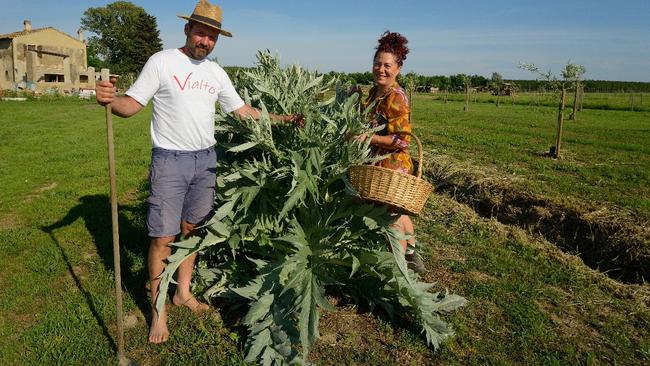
left=41, top=193, right=150, bottom=352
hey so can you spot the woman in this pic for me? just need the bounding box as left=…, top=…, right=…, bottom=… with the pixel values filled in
left=359, top=31, right=425, bottom=273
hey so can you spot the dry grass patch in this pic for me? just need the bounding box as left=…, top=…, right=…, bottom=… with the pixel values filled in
left=311, top=306, right=435, bottom=366
left=0, top=213, right=23, bottom=230
left=422, top=152, right=650, bottom=283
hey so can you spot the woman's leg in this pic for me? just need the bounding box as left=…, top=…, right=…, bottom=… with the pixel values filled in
left=400, top=215, right=426, bottom=273
left=400, top=215, right=415, bottom=247
left=391, top=215, right=415, bottom=253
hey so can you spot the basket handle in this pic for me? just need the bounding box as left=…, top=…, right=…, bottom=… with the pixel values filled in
left=393, top=131, right=424, bottom=179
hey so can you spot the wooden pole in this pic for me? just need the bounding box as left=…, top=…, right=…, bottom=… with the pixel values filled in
left=578, top=84, right=584, bottom=112
left=570, top=81, right=579, bottom=121
left=464, top=83, right=469, bottom=111
left=101, top=68, right=127, bottom=365
left=554, top=88, right=566, bottom=158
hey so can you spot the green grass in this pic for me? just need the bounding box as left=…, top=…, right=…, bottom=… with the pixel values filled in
left=417, top=198, right=649, bottom=365
left=436, top=91, right=650, bottom=112
left=412, top=95, right=650, bottom=216
left=0, top=98, right=648, bottom=365
left=0, top=99, right=243, bottom=365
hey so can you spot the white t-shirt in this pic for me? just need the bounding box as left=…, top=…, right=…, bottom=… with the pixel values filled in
left=126, top=49, right=244, bottom=151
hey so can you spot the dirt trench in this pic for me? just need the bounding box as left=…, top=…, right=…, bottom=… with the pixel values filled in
left=422, top=157, right=649, bottom=284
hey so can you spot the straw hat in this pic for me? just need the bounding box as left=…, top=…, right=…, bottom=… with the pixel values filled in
left=177, top=0, right=232, bottom=37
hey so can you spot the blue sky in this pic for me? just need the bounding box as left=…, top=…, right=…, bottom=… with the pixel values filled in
left=1, top=0, right=649, bottom=81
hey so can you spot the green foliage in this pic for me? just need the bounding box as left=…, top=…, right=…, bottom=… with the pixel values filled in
left=80, top=1, right=163, bottom=75
left=2, top=98, right=649, bottom=365
left=490, top=72, right=504, bottom=91
left=157, top=52, right=465, bottom=365
left=317, top=70, right=650, bottom=93
left=86, top=42, right=103, bottom=69
left=518, top=61, right=587, bottom=91
left=131, top=11, right=163, bottom=71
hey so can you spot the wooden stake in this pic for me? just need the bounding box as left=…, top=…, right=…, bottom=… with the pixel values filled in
left=570, top=81, right=579, bottom=121
left=554, top=88, right=566, bottom=158
left=578, top=84, right=584, bottom=112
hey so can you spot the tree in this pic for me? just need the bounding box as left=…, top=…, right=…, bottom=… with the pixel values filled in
left=459, top=74, right=471, bottom=111
left=81, top=1, right=163, bottom=75
left=490, top=72, right=504, bottom=107
left=402, top=71, right=417, bottom=120
left=563, top=64, right=587, bottom=120
left=519, top=62, right=587, bottom=158
left=448, top=74, right=465, bottom=92
left=131, top=11, right=162, bottom=71
left=86, top=42, right=103, bottom=69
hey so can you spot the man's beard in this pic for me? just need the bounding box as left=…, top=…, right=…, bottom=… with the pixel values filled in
left=187, top=43, right=213, bottom=60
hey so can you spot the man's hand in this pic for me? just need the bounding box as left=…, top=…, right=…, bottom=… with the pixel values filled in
left=353, top=132, right=369, bottom=143
left=286, top=114, right=305, bottom=128
left=94, top=77, right=144, bottom=118
left=95, top=78, right=117, bottom=106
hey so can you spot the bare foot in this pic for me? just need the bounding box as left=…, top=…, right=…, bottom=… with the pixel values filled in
left=148, top=306, right=169, bottom=344
left=172, top=293, right=210, bottom=314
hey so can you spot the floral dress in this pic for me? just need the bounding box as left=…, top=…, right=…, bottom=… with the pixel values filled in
left=362, top=83, right=413, bottom=174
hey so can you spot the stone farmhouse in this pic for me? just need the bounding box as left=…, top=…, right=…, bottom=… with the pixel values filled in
left=0, top=20, right=96, bottom=93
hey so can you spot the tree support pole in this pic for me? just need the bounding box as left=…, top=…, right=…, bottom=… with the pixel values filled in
left=554, top=88, right=566, bottom=158
left=570, top=82, right=579, bottom=121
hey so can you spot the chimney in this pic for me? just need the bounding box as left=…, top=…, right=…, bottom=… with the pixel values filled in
left=24, top=20, right=32, bottom=32
left=77, top=29, right=84, bottom=42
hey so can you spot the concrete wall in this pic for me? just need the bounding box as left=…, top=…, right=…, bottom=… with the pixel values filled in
left=0, top=39, right=12, bottom=90
left=1, top=28, right=95, bottom=92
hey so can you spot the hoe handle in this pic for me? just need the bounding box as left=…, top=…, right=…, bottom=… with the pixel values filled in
left=101, top=69, right=127, bottom=364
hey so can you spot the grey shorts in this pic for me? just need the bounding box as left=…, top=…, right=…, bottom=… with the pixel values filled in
left=147, top=146, right=216, bottom=238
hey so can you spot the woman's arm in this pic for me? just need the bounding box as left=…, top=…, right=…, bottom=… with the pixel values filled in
left=355, top=133, right=408, bottom=150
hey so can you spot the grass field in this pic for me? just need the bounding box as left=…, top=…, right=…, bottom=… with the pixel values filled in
left=436, top=91, right=650, bottom=112
left=412, top=94, right=650, bottom=216
left=0, top=98, right=648, bottom=365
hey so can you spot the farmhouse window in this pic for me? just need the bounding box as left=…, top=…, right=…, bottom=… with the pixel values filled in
left=44, top=74, right=65, bottom=82
left=80, top=75, right=88, bottom=83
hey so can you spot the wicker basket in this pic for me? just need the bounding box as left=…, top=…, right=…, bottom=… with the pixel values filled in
left=349, top=132, right=433, bottom=216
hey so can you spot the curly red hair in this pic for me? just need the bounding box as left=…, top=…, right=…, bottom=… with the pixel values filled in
left=374, top=31, right=409, bottom=67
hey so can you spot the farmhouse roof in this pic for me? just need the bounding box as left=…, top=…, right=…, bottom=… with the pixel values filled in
left=0, top=27, right=84, bottom=44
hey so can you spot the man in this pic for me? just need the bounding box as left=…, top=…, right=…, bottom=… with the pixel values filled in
left=96, top=0, right=300, bottom=343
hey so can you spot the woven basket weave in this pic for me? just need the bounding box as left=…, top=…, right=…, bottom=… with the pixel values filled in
left=349, top=132, right=433, bottom=216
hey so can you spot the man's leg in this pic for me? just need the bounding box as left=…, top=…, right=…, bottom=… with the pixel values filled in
left=148, top=235, right=174, bottom=344
left=171, top=148, right=216, bottom=312
left=146, top=147, right=188, bottom=343
left=171, top=221, right=209, bottom=312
